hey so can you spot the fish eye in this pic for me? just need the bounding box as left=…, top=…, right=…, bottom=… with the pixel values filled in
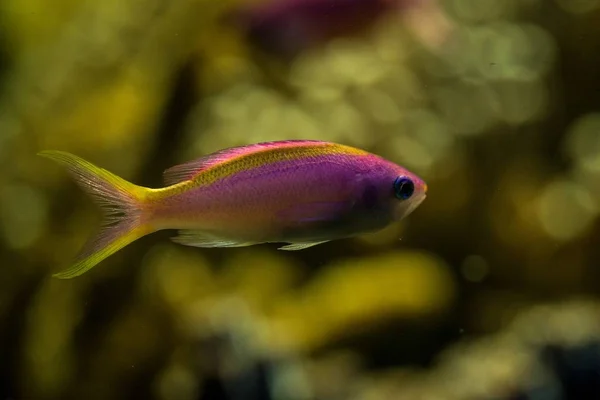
left=393, top=177, right=414, bottom=200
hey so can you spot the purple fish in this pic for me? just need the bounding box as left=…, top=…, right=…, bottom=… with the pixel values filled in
left=38, top=140, right=427, bottom=278
left=226, top=0, right=449, bottom=59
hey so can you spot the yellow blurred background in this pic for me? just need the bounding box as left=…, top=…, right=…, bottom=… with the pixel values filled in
left=1, top=0, right=600, bottom=399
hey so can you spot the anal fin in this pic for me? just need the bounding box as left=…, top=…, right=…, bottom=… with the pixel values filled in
left=278, top=241, right=329, bottom=251
left=172, top=230, right=258, bottom=248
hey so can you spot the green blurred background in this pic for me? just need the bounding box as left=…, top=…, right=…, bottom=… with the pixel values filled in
left=1, top=0, right=600, bottom=399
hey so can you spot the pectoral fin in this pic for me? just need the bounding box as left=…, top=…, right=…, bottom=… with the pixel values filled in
left=276, top=201, right=352, bottom=225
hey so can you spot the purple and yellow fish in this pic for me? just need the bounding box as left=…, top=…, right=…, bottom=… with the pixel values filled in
left=39, top=140, right=427, bottom=279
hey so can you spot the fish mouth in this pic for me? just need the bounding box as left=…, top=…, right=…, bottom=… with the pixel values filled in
left=393, top=192, right=426, bottom=220
left=405, top=192, right=427, bottom=216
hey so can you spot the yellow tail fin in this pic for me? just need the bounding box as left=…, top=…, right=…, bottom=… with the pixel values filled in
left=38, top=151, right=154, bottom=279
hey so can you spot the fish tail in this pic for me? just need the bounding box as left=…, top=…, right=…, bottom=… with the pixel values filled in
left=38, top=150, right=155, bottom=279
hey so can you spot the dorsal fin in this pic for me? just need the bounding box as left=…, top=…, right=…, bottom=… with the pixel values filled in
left=163, top=140, right=327, bottom=185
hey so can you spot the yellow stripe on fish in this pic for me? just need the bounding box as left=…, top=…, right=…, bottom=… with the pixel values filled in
left=170, top=142, right=369, bottom=189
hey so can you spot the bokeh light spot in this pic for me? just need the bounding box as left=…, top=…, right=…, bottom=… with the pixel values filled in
left=537, top=179, right=598, bottom=241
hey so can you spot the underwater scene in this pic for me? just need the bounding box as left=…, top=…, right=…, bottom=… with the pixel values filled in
left=1, top=0, right=600, bottom=399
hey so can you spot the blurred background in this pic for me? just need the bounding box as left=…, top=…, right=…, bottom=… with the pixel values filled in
left=1, top=0, right=600, bottom=399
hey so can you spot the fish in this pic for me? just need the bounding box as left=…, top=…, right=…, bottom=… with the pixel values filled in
left=38, top=140, right=427, bottom=279
left=226, top=0, right=397, bottom=59
left=225, top=0, right=451, bottom=60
